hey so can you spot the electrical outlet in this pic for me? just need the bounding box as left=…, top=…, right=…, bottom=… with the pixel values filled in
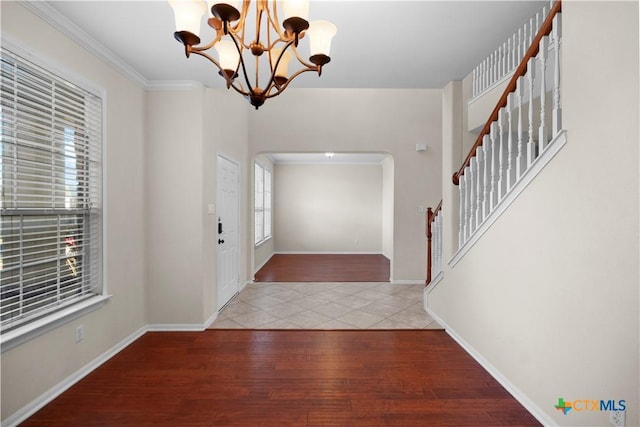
left=75, top=325, right=84, bottom=343
left=610, top=410, right=625, bottom=427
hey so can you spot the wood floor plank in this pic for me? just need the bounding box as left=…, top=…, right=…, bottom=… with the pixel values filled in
left=21, top=330, right=540, bottom=426
left=255, top=254, right=391, bottom=282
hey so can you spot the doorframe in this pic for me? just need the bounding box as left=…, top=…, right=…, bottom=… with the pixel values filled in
left=216, top=153, right=241, bottom=311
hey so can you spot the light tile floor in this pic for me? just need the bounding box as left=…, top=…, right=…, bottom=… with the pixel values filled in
left=209, top=282, right=442, bottom=330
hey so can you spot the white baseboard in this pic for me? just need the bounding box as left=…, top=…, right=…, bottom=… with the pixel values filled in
left=391, top=279, right=425, bottom=285
left=4, top=326, right=147, bottom=427
left=275, top=251, right=383, bottom=255
left=423, top=271, right=444, bottom=310
left=424, top=307, right=555, bottom=426
left=146, top=323, right=206, bottom=332
left=253, top=254, right=274, bottom=275
left=203, top=311, right=219, bottom=329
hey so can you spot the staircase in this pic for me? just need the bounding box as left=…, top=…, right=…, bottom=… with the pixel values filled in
left=427, top=0, right=563, bottom=284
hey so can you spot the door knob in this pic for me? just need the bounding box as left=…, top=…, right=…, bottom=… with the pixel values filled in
left=218, top=239, right=225, bottom=244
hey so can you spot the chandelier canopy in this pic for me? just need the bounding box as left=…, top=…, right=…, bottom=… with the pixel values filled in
left=169, top=0, right=337, bottom=109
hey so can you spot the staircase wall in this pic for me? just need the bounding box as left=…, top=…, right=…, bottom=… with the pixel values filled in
left=429, top=2, right=639, bottom=426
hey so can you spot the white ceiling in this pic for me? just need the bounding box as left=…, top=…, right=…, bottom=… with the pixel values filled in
left=41, top=0, right=548, bottom=89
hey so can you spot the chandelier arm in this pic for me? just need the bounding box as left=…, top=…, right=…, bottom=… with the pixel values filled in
left=228, top=32, right=254, bottom=94
left=254, top=2, right=264, bottom=46
left=263, top=66, right=320, bottom=99
left=267, top=0, right=288, bottom=40
left=189, top=50, right=250, bottom=97
left=262, top=38, right=296, bottom=94
left=189, top=32, right=224, bottom=53
left=288, top=44, right=320, bottom=70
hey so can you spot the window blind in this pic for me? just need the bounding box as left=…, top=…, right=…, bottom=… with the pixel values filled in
left=0, top=47, right=103, bottom=331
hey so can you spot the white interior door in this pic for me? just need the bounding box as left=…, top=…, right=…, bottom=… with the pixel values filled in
left=216, top=155, right=240, bottom=310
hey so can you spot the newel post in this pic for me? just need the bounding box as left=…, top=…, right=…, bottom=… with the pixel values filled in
left=426, top=207, right=433, bottom=285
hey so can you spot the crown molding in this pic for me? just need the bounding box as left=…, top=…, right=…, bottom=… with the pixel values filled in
left=19, top=0, right=149, bottom=88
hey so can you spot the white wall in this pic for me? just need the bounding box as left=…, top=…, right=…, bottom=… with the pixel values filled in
left=248, top=88, right=442, bottom=282
left=429, top=2, right=639, bottom=426
left=145, top=88, right=206, bottom=325
left=145, top=87, right=249, bottom=325
left=274, top=164, right=382, bottom=253
left=1, top=2, right=146, bottom=421
left=381, top=155, right=394, bottom=262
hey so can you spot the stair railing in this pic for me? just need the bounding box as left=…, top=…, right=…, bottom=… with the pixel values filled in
left=426, top=200, right=443, bottom=285
left=454, top=0, right=562, bottom=248
left=471, top=3, right=553, bottom=99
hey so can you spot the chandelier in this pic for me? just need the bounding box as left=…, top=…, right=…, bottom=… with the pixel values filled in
left=169, top=0, right=337, bottom=109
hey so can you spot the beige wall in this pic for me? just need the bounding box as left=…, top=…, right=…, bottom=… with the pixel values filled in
left=1, top=2, right=146, bottom=420
left=248, top=89, right=442, bottom=282
left=203, top=89, right=250, bottom=318
left=145, top=87, right=250, bottom=325
left=429, top=2, right=639, bottom=426
left=145, top=88, right=206, bottom=324
left=381, top=155, right=394, bottom=262
left=273, top=164, right=383, bottom=253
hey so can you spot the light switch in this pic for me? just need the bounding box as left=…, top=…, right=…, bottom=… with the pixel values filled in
left=208, top=204, right=215, bottom=215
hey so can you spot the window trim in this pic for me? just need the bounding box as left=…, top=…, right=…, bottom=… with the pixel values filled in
left=254, top=162, right=272, bottom=246
left=0, top=37, right=108, bottom=351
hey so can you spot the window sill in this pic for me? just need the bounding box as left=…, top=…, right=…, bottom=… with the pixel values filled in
left=0, top=294, right=111, bottom=353
left=254, top=237, right=272, bottom=248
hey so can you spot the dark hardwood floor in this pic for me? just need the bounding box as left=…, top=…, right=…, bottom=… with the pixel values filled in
left=22, top=330, right=540, bottom=426
left=255, top=254, right=391, bottom=282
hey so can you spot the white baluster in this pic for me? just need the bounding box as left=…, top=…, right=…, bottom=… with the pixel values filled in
left=552, top=13, right=562, bottom=135
left=497, top=106, right=506, bottom=201
left=527, top=57, right=536, bottom=166
left=502, top=42, right=507, bottom=76
left=509, top=36, right=514, bottom=71
left=538, top=36, right=549, bottom=152
left=529, top=18, right=535, bottom=46
left=472, top=68, right=476, bottom=98
left=483, top=59, right=488, bottom=93
left=436, top=214, right=442, bottom=275
left=482, top=135, right=491, bottom=218
left=489, top=122, right=498, bottom=209
left=490, top=53, right=495, bottom=87
left=463, top=170, right=471, bottom=242
left=516, top=76, right=526, bottom=179
left=459, top=176, right=465, bottom=246
left=506, top=92, right=515, bottom=191
left=475, top=145, right=484, bottom=227
left=518, top=28, right=523, bottom=63
left=469, top=157, right=477, bottom=234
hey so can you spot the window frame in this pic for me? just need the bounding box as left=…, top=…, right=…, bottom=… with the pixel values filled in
left=0, top=39, right=109, bottom=353
left=254, top=162, right=272, bottom=246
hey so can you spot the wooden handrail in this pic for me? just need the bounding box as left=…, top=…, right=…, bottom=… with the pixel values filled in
left=453, top=0, right=562, bottom=185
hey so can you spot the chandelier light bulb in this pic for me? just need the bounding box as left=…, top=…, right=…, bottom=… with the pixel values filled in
left=168, top=0, right=207, bottom=37
left=215, top=39, right=240, bottom=71
left=269, top=48, right=293, bottom=80
left=307, top=20, right=337, bottom=56
left=282, top=0, right=310, bottom=21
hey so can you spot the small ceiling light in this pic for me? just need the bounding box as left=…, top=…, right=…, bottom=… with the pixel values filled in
left=169, top=0, right=337, bottom=110
left=325, top=152, right=335, bottom=158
